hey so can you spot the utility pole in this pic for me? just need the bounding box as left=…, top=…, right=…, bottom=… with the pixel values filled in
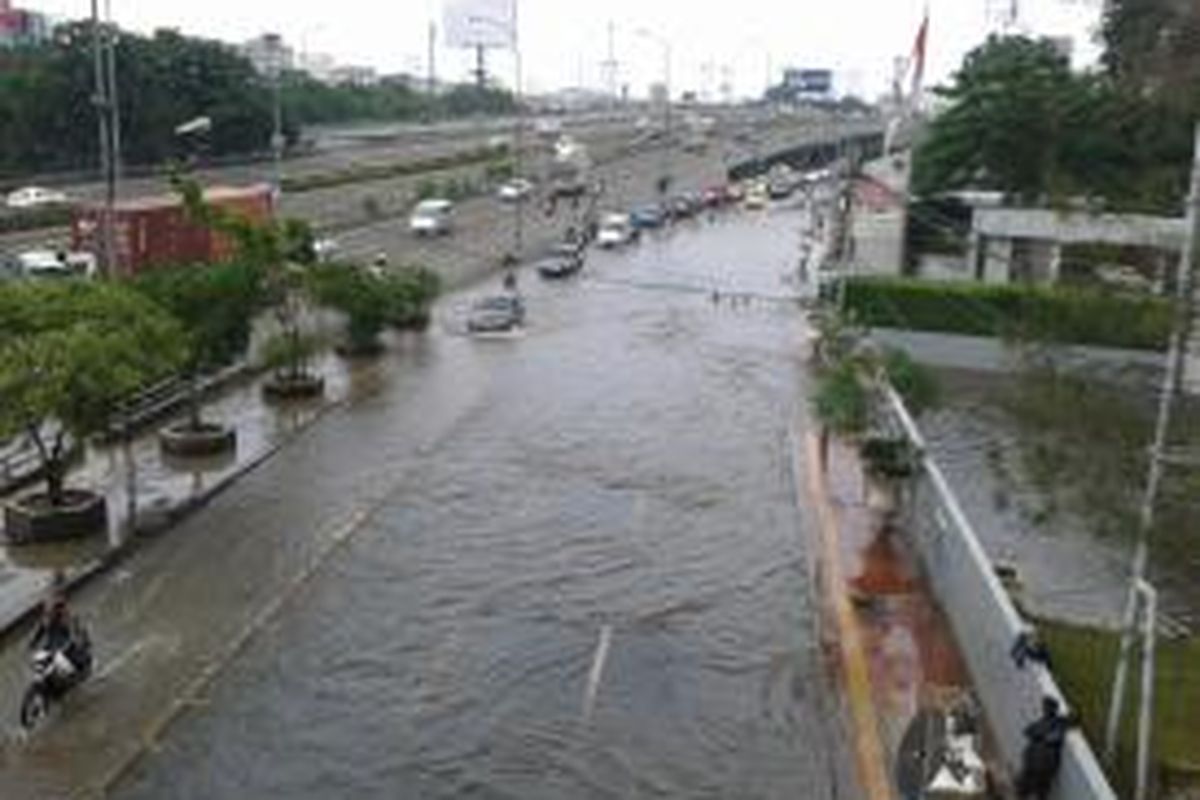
left=475, top=44, right=487, bottom=89
left=90, top=0, right=110, bottom=278
left=512, top=1, right=523, bottom=266
left=428, top=22, right=437, bottom=95
left=1105, top=121, right=1200, bottom=769
left=601, top=21, right=618, bottom=105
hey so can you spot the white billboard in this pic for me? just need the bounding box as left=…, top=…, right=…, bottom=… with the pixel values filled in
left=443, top=0, right=516, bottom=49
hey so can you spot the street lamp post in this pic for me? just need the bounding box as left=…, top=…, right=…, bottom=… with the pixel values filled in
left=636, top=29, right=672, bottom=198
left=265, top=33, right=286, bottom=203
left=468, top=11, right=523, bottom=266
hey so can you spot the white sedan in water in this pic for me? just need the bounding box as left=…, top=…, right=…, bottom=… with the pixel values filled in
left=5, top=186, right=69, bottom=209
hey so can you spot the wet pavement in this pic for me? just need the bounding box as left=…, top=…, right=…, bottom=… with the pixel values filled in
left=0, top=204, right=854, bottom=799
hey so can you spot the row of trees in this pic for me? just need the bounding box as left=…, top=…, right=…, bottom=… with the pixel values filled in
left=0, top=180, right=440, bottom=515
left=0, top=22, right=515, bottom=176
left=912, top=0, right=1200, bottom=214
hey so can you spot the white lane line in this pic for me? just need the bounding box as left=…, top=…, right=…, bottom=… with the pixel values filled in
left=581, top=624, right=614, bottom=722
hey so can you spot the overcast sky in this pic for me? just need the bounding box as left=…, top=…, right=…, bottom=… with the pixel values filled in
left=29, top=0, right=1102, bottom=99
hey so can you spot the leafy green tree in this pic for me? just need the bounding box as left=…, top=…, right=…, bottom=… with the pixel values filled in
left=1103, top=0, right=1200, bottom=101
left=0, top=281, right=185, bottom=505
left=134, top=261, right=265, bottom=429
left=912, top=36, right=1078, bottom=204
left=172, top=176, right=319, bottom=384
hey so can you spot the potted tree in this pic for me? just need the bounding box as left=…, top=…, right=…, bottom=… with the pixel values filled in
left=0, top=281, right=185, bottom=543
left=172, top=177, right=326, bottom=401
left=383, top=266, right=442, bottom=331
left=308, top=264, right=389, bottom=357
left=135, top=261, right=265, bottom=457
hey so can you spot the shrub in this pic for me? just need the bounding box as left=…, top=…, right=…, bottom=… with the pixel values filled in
left=843, top=277, right=1172, bottom=351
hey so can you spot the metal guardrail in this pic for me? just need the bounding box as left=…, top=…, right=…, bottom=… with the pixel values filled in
left=883, top=385, right=1118, bottom=800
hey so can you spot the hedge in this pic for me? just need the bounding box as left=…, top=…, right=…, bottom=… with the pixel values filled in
left=842, top=277, right=1173, bottom=351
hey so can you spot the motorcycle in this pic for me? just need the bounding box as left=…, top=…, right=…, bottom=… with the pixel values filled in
left=20, top=633, right=93, bottom=730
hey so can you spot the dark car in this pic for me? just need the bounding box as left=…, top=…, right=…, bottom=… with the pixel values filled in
left=631, top=204, right=668, bottom=230
left=467, top=295, right=526, bottom=333
left=537, top=245, right=584, bottom=279
left=669, top=194, right=699, bottom=219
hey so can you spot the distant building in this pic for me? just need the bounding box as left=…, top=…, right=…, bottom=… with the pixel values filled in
left=297, top=51, right=336, bottom=83
left=0, top=0, right=50, bottom=48
left=329, top=65, right=378, bottom=87
left=241, top=33, right=294, bottom=76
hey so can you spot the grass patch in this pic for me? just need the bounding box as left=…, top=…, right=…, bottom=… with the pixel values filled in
left=842, top=277, right=1172, bottom=351
left=1040, top=618, right=1200, bottom=794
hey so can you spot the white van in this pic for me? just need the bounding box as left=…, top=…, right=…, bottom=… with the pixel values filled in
left=409, top=199, right=455, bottom=237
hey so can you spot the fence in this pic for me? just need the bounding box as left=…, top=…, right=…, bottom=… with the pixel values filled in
left=883, top=385, right=1117, bottom=800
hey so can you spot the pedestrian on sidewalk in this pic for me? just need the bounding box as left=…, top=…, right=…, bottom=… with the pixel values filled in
left=1015, top=696, right=1079, bottom=800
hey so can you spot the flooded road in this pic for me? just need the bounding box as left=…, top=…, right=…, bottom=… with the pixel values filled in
left=2, top=207, right=851, bottom=798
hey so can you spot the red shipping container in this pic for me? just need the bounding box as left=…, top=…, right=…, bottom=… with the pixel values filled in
left=72, top=184, right=275, bottom=277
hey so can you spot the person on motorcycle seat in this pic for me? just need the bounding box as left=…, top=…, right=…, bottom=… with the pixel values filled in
left=29, top=594, right=90, bottom=673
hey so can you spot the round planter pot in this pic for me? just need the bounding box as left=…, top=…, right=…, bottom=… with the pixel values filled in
left=4, top=490, right=107, bottom=545
left=159, top=422, right=237, bottom=458
left=262, top=374, right=326, bottom=402
left=334, top=341, right=385, bottom=358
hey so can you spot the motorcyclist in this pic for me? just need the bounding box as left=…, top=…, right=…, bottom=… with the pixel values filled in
left=29, top=593, right=90, bottom=676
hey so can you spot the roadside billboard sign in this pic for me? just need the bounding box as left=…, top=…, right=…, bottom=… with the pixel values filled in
left=443, top=0, right=516, bottom=49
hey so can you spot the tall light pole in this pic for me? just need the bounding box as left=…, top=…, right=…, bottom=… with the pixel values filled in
left=90, top=0, right=116, bottom=278
left=636, top=28, right=672, bottom=197
left=265, top=33, right=286, bottom=203
left=468, top=11, right=522, bottom=264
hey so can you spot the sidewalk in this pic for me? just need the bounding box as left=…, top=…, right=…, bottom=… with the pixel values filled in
left=0, top=346, right=370, bottom=638
left=803, top=431, right=989, bottom=798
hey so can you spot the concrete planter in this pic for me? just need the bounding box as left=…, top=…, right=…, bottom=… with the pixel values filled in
left=262, top=373, right=325, bottom=402
left=159, top=422, right=237, bottom=458
left=4, top=490, right=108, bottom=545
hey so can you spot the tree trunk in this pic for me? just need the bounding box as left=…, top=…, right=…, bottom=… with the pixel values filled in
left=187, top=370, right=204, bottom=430
left=45, top=458, right=66, bottom=507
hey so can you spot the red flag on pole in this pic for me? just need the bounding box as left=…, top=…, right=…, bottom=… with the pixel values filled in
left=910, top=12, right=929, bottom=100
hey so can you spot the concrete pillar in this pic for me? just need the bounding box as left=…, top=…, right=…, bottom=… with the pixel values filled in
left=1048, top=242, right=1063, bottom=285
left=983, top=237, right=1013, bottom=284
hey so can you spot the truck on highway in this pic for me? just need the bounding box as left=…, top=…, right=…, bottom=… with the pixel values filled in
left=548, top=137, right=591, bottom=199
left=71, top=184, right=274, bottom=276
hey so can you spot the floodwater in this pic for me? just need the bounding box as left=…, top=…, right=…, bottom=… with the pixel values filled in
left=1, top=206, right=852, bottom=798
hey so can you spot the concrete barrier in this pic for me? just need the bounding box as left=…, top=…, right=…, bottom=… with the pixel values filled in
left=883, top=385, right=1117, bottom=800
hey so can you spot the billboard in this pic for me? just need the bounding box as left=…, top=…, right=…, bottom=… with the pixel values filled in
left=443, top=0, right=516, bottom=49
left=783, top=68, right=833, bottom=97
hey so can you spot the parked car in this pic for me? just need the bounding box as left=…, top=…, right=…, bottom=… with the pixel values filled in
left=701, top=185, right=731, bottom=208
left=743, top=184, right=769, bottom=210
left=409, top=198, right=455, bottom=236
left=6, top=186, right=69, bottom=210
left=467, top=294, right=526, bottom=333
left=669, top=193, right=700, bottom=219
left=496, top=178, right=534, bottom=203
left=596, top=213, right=638, bottom=248
left=631, top=204, right=668, bottom=230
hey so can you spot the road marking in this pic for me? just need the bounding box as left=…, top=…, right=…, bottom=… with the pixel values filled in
left=581, top=624, right=613, bottom=722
